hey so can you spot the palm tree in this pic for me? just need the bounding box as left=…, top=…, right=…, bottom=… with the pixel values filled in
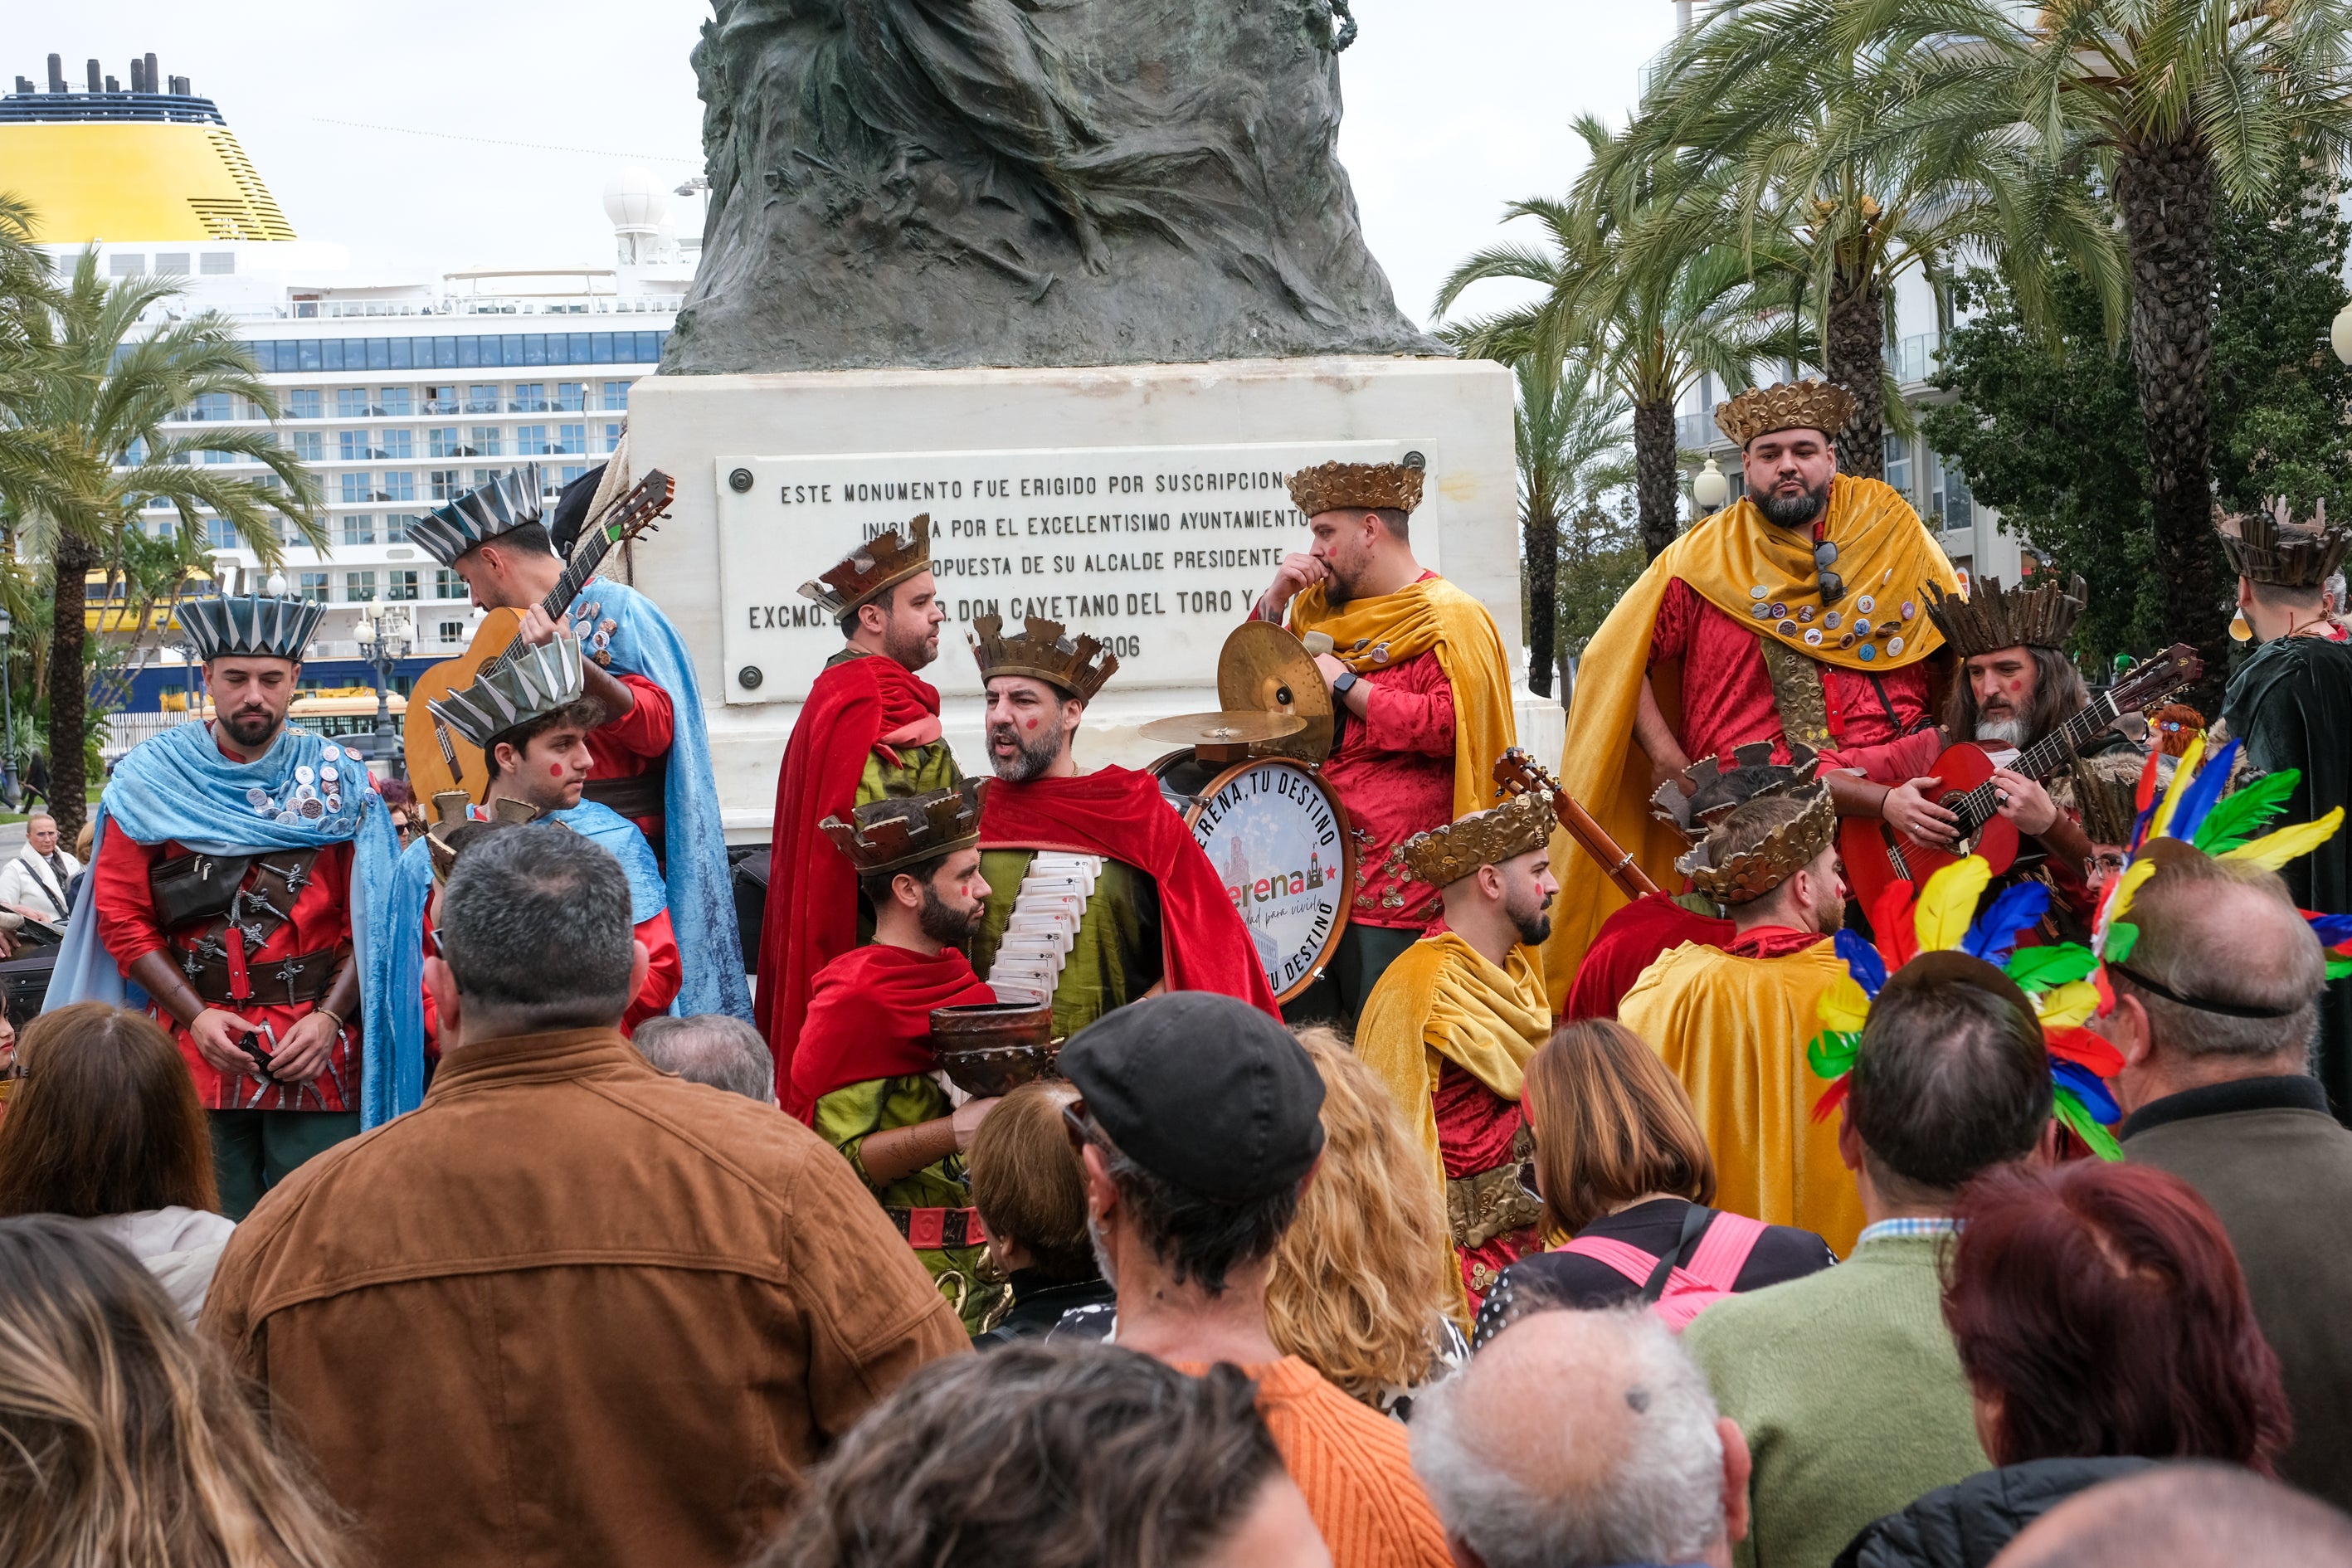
left=1618, top=0, right=2126, bottom=478
left=1436, top=117, right=1777, bottom=558
left=1, top=251, right=324, bottom=838
left=1509, top=358, right=1629, bottom=697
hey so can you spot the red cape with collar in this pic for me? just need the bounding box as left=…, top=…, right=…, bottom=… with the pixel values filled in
left=757, top=654, right=941, bottom=1095
left=786, top=942, right=996, bottom=1122
left=977, top=767, right=1281, bottom=1017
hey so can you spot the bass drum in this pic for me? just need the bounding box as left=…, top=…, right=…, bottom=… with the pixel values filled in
left=1148, top=751, right=1355, bottom=1004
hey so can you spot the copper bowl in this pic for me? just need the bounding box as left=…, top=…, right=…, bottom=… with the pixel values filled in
left=930, top=1002, right=1059, bottom=1098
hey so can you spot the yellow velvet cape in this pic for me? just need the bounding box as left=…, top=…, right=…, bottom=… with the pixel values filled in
left=1290, top=572, right=1517, bottom=823
left=1539, top=476, right=1960, bottom=998
left=1619, top=939, right=1864, bottom=1257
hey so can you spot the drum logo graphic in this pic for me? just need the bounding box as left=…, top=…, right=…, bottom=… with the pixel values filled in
left=1189, top=765, right=1346, bottom=996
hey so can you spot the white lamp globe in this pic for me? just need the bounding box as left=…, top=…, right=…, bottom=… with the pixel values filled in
left=1692, top=457, right=1731, bottom=511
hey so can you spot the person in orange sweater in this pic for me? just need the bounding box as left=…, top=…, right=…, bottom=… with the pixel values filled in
left=1059, top=992, right=1453, bottom=1568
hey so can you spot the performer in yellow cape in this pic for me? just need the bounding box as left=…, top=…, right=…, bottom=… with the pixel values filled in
left=1541, top=380, right=1960, bottom=1000
left=1619, top=779, right=1865, bottom=1255
left=1251, top=454, right=1517, bottom=1021
left=1355, top=787, right=1557, bottom=1316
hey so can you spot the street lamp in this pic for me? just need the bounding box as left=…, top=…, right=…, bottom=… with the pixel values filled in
left=2332, top=300, right=2352, bottom=366
left=353, top=606, right=412, bottom=778
left=0, top=607, right=16, bottom=810
left=1692, top=457, right=1730, bottom=512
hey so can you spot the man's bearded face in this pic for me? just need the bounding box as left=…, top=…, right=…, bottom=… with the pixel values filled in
left=985, top=679, right=1074, bottom=782
left=1741, top=428, right=1838, bottom=530
left=915, top=850, right=988, bottom=943
left=207, top=657, right=298, bottom=750
left=1307, top=510, right=1381, bottom=604
left=869, top=572, right=946, bottom=672
left=1969, top=648, right=2038, bottom=747
left=1498, top=849, right=1560, bottom=947
left=1795, top=849, right=1848, bottom=935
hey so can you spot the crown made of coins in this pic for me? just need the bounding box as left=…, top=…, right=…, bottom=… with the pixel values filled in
left=425, top=791, right=540, bottom=885
left=1651, top=742, right=1821, bottom=846
left=1921, top=572, right=2086, bottom=658
left=968, top=614, right=1119, bottom=702
left=427, top=636, right=586, bottom=750
left=797, top=514, right=934, bottom=620
left=1286, top=455, right=1426, bottom=519
left=412, top=463, right=546, bottom=568
left=1714, top=379, right=1857, bottom=448
left=178, top=593, right=325, bottom=665
left=821, top=780, right=985, bottom=875
left=1676, top=784, right=1838, bottom=905
left=2214, top=497, right=2352, bottom=590
left=1402, top=788, right=1557, bottom=887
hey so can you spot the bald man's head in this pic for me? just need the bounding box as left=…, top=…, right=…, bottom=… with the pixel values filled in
left=1410, top=1307, right=1750, bottom=1568
left=2111, top=852, right=2324, bottom=1064
left=1993, top=1462, right=2352, bottom=1568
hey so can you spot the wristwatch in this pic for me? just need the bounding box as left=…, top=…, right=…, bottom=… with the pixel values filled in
left=1332, top=670, right=1360, bottom=697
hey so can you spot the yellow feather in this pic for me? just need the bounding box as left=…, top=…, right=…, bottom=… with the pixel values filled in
left=1819, top=976, right=1873, bottom=1034
left=2222, top=807, right=2346, bottom=870
left=1916, top=857, right=1991, bottom=952
left=2148, top=731, right=2205, bottom=841
left=2037, top=980, right=2099, bottom=1029
left=2103, top=858, right=2158, bottom=934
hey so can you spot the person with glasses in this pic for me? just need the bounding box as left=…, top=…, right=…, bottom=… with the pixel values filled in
left=1544, top=380, right=1962, bottom=1001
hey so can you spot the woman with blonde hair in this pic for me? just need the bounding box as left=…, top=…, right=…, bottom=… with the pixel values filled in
left=0, top=1214, right=347, bottom=1568
left=1474, top=1019, right=1833, bottom=1346
left=1265, top=1027, right=1464, bottom=1418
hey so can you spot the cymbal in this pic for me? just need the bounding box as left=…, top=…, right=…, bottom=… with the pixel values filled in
left=1218, top=621, right=1334, bottom=762
left=1138, top=711, right=1309, bottom=746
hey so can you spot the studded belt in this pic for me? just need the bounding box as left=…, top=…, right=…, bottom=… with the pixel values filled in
left=885, top=1206, right=990, bottom=1251
left=180, top=942, right=344, bottom=1009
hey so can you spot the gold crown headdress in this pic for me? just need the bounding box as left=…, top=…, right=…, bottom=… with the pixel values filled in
left=798, top=514, right=934, bottom=620
left=1287, top=455, right=1426, bottom=518
left=424, top=791, right=541, bottom=886
left=968, top=615, right=1119, bottom=702
left=1714, top=379, right=1856, bottom=448
left=820, top=780, right=986, bottom=874
left=1675, top=784, right=1838, bottom=904
left=1402, top=789, right=1558, bottom=887
left=1651, top=743, right=1822, bottom=846
left=2214, top=497, right=2352, bottom=590
left=1921, top=572, right=2086, bottom=658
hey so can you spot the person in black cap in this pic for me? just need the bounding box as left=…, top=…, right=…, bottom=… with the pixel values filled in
left=1057, top=991, right=1452, bottom=1568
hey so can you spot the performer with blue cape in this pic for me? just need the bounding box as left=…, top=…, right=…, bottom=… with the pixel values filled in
left=45, top=592, right=402, bottom=1217
left=377, top=635, right=681, bottom=1116
left=415, top=460, right=748, bottom=1020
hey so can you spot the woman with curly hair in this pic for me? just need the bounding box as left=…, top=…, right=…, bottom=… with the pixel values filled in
left=0, top=1215, right=347, bottom=1568
left=1264, top=1027, right=1466, bottom=1419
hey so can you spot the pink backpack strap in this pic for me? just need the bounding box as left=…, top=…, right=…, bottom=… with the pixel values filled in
left=1682, top=1210, right=1768, bottom=1293
left=1556, top=1234, right=1666, bottom=1288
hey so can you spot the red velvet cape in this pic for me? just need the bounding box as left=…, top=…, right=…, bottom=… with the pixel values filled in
left=757, top=655, right=941, bottom=1097
left=1561, top=893, right=1736, bottom=1022
left=786, top=942, right=996, bottom=1123
left=977, top=767, right=1281, bottom=1017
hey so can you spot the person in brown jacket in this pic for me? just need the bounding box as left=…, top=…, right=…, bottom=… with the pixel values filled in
left=202, top=825, right=968, bottom=1568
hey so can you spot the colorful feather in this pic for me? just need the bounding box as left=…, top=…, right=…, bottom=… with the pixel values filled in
left=1809, top=1073, right=1853, bottom=1125
left=2146, top=730, right=2205, bottom=842
left=2161, top=738, right=2238, bottom=849
left=2222, top=808, right=2347, bottom=871
left=2104, top=923, right=2140, bottom=965
left=1817, top=978, right=1872, bottom=1036
left=2046, top=1025, right=2125, bottom=1077
left=2096, top=859, right=2158, bottom=954
left=1807, top=1027, right=1862, bottom=1080
left=1915, top=858, right=1991, bottom=952
left=2054, top=1088, right=2124, bottom=1162
left=2191, top=767, right=2299, bottom=855
left=1871, top=878, right=1921, bottom=967
left=2329, top=955, right=2352, bottom=981
left=2306, top=912, right=2352, bottom=947
left=1835, top=928, right=1887, bottom=996
left=2006, top=943, right=2098, bottom=989
left=1962, top=881, right=2051, bottom=964
left=2035, top=979, right=2101, bottom=1030
left=2132, top=746, right=2161, bottom=819
left=2052, top=1058, right=2121, bottom=1125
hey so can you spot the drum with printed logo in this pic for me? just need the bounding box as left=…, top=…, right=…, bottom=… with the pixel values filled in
left=1148, top=752, right=1354, bottom=1003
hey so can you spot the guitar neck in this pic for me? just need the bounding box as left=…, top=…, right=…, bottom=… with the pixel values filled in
left=1954, top=693, right=2118, bottom=830
left=482, top=529, right=611, bottom=678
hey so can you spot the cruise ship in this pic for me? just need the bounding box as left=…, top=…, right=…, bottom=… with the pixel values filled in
left=2, top=51, right=695, bottom=713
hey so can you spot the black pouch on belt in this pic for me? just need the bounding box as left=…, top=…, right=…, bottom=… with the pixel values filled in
left=148, top=851, right=254, bottom=929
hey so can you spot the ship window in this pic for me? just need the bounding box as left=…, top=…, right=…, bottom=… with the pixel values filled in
left=157, top=253, right=191, bottom=276
left=110, top=254, right=144, bottom=276
left=201, top=252, right=235, bottom=275
left=288, top=388, right=321, bottom=420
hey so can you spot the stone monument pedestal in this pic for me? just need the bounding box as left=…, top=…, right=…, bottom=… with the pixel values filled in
left=626, top=354, right=1546, bottom=840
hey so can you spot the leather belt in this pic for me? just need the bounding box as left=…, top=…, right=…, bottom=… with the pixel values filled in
left=886, top=1206, right=989, bottom=1251
left=181, top=943, right=343, bottom=1009
left=582, top=770, right=666, bottom=820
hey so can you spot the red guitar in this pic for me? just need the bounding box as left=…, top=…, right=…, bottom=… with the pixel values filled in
left=1837, top=644, right=2202, bottom=913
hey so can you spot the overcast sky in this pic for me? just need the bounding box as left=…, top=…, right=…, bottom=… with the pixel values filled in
left=2, top=2, right=1675, bottom=332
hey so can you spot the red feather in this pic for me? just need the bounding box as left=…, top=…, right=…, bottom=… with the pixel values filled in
left=1872, top=879, right=1920, bottom=967
left=1810, top=1074, right=1853, bottom=1125
left=2133, top=747, right=2161, bottom=816
left=2092, top=963, right=2116, bottom=1018
left=2046, top=1026, right=2124, bottom=1078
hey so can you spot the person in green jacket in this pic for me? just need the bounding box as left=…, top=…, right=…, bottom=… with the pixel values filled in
left=1683, top=952, right=2053, bottom=1568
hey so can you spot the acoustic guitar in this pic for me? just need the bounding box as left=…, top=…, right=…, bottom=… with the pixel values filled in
left=1836, top=642, right=2202, bottom=913
left=1494, top=747, right=1663, bottom=902
left=402, top=470, right=673, bottom=802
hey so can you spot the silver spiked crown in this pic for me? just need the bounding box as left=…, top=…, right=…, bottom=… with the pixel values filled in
left=179, top=593, right=325, bottom=664
left=411, top=463, right=546, bottom=567
left=426, top=636, right=586, bottom=749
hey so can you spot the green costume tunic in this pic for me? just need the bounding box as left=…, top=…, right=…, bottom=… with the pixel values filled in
left=811, top=1073, right=1004, bottom=1334
left=2224, top=634, right=2352, bottom=1115
left=971, top=851, right=1162, bottom=1039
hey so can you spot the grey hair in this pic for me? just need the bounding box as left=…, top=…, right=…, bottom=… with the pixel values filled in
left=631, top=1014, right=776, bottom=1103
left=1410, top=1307, right=1726, bottom=1568
left=2118, top=854, right=2322, bottom=1063
left=439, top=826, right=634, bottom=1027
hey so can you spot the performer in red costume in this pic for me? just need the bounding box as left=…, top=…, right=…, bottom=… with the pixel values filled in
left=757, top=516, right=960, bottom=1092
left=964, top=615, right=1278, bottom=1037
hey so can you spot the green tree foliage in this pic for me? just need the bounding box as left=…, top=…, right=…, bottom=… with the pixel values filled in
left=1511, top=358, right=1630, bottom=697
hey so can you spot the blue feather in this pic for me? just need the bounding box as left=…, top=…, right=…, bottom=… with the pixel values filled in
left=2308, top=913, right=2352, bottom=947
left=2163, top=738, right=2239, bottom=846
left=1962, top=881, right=2051, bottom=965
left=1835, top=928, right=1887, bottom=997
left=2051, top=1057, right=2120, bottom=1124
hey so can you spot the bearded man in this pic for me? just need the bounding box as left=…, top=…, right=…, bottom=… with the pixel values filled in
left=2217, top=499, right=2352, bottom=1109
left=416, top=465, right=745, bottom=1021
left=790, top=782, right=1005, bottom=1332
left=1545, top=382, right=1960, bottom=998
left=757, top=515, right=960, bottom=1092
left=380, top=639, right=682, bottom=1108
left=1251, top=456, right=1516, bottom=1020
left=966, top=616, right=1277, bottom=1035
left=1355, top=787, right=1559, bottom=1312
left=46, top=594, right=401, bottom=1218
left=1619, top=786, right=1865, bottom=1255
